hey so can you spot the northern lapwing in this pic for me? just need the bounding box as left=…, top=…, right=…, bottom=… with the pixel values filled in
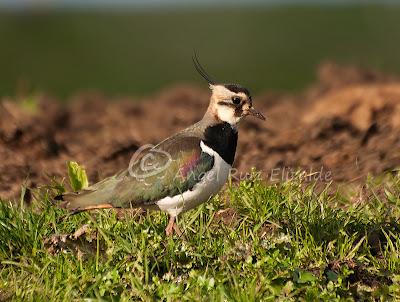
left=56, top=54, right=265, bottom=236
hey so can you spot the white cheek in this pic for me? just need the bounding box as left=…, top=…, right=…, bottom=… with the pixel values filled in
left=217, top=105, right=241, bottom=124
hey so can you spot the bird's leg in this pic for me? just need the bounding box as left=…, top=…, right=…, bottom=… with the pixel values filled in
left=165, top=215, right=183, bottom=237
left=173, top=221, right=182, bottom=237
left=165, top=215, right=176, bottom=236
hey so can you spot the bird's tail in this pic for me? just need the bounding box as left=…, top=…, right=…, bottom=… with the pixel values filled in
left=55, top=174, right=123, bottom=212
left=55, top=190, right=114, bottom=212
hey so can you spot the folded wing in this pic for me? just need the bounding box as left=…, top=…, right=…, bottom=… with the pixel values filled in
left=58, top=135, right=215, bottom=211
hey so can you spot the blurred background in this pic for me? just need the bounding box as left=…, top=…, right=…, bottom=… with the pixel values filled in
left=1, top=0, right=400, bottom=98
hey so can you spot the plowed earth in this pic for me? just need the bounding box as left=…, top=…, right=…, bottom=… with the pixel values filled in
left=1, top=63, right=400, bottom=200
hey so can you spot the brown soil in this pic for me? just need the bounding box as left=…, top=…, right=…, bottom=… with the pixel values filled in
left=1, top=63, right=400, bottom=200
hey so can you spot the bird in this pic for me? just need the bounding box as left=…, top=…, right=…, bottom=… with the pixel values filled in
left=56, top=54, right=265, bottom=236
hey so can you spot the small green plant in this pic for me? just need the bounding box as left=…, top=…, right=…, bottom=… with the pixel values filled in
left=67, top=161, right=89, bottom=191
left=19, top=96, right=39, bottom=114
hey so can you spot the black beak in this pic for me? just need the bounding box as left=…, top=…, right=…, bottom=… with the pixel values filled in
left=247, top=107, right=266, bottom=120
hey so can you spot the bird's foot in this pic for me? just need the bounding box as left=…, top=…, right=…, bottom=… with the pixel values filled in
left=166, top=216, right=175, bottom=236
left=165, top=216, right=183, bottom=237
left=173, top=223, right=182, bottom=237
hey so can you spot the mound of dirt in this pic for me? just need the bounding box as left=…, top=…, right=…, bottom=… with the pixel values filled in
left=1, top=63, right=400, bottom=200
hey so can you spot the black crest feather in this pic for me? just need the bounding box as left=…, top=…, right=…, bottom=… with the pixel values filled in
left=192, top=52, right=216, bottom=85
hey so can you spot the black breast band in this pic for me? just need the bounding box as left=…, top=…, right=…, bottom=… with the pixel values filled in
left=203, top=122, right=238, bottom=165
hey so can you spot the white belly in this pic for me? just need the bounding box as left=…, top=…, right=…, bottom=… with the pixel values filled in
left=156, top=141, right=231, bottom=217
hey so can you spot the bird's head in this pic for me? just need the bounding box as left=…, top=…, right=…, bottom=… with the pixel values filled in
left=193, top=54, right=266, bottom=126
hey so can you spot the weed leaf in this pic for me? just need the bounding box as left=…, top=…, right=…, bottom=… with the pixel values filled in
left=67, top=161, right=89, bottom=191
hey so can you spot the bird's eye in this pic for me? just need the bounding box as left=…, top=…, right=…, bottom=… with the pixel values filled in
left=232, top=97, right=241, bottom=105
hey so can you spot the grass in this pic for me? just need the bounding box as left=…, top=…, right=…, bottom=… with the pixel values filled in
left=1, top=172, right=400, bottom=301
left=1, top=5, right=400, bottom=98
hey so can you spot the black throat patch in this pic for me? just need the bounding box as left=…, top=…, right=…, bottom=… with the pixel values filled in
left=203, top=122, right=238, bottom=165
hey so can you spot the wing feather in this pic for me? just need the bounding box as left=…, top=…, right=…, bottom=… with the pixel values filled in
left=110, top=136, right=214, bottom=208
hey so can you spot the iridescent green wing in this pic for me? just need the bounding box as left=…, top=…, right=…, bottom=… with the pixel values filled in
left=110, top=135, right=214, bottom=208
